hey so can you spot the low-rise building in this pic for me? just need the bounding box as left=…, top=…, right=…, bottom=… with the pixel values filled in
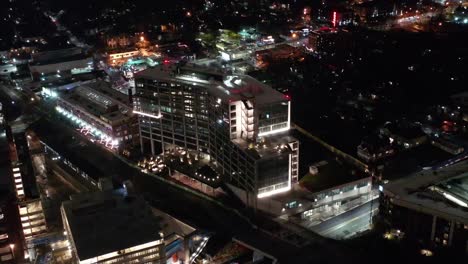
left=61, top=185, right=166, bottom=264
left=380, top=121, right=427, bottom=149
left=29, top=47, right=94, bottom=81
left=297, top=160, right=373, bottom=218
left=108, top=50, right=140, bottom=66
left=431, top=137, right=464, bottom=155
left=255, top=44, right=303, bottom=65
left=357, top=134, right=395, bottom=162
left=55, top=81, right=139, bottom=149
left=220, top=48, right=253, bottom=62
left=353, top=0, right=396, bottom=23
left=381, top=161, right=468, bottom=254
left=10, top=132, right=47, bottom=261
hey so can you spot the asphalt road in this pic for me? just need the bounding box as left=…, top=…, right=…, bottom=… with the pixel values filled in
left=311, top=199, right=379, bottom=240
left=0, top=84, right=23, bottom=122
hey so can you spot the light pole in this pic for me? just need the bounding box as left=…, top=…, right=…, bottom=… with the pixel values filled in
left=9, top=244, right=15, bottom=260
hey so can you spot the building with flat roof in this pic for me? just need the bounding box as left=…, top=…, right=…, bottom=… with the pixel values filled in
left=381, top=161, right=468, bottom=254
left=61, top=187, right=166, bottom=264
left=134, top=63, right=299, bottom=204
left=306, top=28, right=355, bottom=58
left=29, top=47, right=93, bottom=81
left=151, top=207, right=196, bottom=264
left=357, top=134, right=395, bottom=163
left=380, top=121, right=427, bottom=149
left=56, top=81, right=138, bottom=149
left=9, top=132, right=47, bottom=261
left=430, top=137, right=464, bottom=155
left=108, top=50, right=140, bottom=66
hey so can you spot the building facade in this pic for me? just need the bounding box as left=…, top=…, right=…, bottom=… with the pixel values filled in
left=29, top=48, right=94, bottom=81
left=56, top=82, right=139, bottom=149
left=134, top=64, right=299, bottom=201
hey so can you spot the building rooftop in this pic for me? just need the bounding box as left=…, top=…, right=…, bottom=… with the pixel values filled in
left=30, top=53, right=91, bottom=66
left=382, top=144, right=453, bottom=180
left=61, top=92, right=115, bottom=119
left=59, top=84, right=130, bottom=124
left=300, top=159, right=369, bottom=193
left=86, top=80, right=131, bottom=108
left=234, top=133, right=297, bottom=160
left=359, top=134, right=392, bottom=152
left=383, top=160, right=468, bottom=224
left=382, top=121, right=426, bottom=140
left=151, top=207, right=196, bottom=238
left=74, top=86, right=116, bottom=110
left=12, top=132, right=39, bottom=199
left=136, top=64, right=287, bottom=106
left=62, top=191, right=163, bottom=261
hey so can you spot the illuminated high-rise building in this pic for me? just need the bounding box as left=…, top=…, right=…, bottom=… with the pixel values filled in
left=134, top=64, right=299, bottom=204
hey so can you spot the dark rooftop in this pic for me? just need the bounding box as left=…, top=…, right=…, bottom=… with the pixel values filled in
left=62, top=191, right=162, bottom=261
left=300, top=159, right=368, bottom=193
left=383, top=121, right=426, bottom=139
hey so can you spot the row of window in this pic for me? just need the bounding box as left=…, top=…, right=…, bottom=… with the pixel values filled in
left=100, top=247, right=161, bottom=264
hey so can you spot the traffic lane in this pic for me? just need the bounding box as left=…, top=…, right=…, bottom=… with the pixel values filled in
left=46, top=167, right=79, bottom=201
left=311, top=200, right=372, bottom=233
left=310, top=199, right=377, bottom=234
left=0, top=84, right=23, bottom=121
left=136, top=171, right=251, bottom=233
left=39, top=155, right=79, bottom=229
left=320, top=207, right=378, bottom=239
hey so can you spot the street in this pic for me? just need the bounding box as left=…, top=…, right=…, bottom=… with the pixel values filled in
left=310, top=199, right=379, bottom=240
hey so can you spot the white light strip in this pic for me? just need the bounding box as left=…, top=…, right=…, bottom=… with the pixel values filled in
left=133, top=110, right=162, bottom=119
left=56, top=106, right=119, bottom=146
left=258, top=126, right=290, bottom=137
left=443, top=192, right=468, bottom=208
left=259, top=100, right=292, bottom=137
left=189, top=237, right=209, bottom=264
left=257, top=184, right=291, bottom=199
